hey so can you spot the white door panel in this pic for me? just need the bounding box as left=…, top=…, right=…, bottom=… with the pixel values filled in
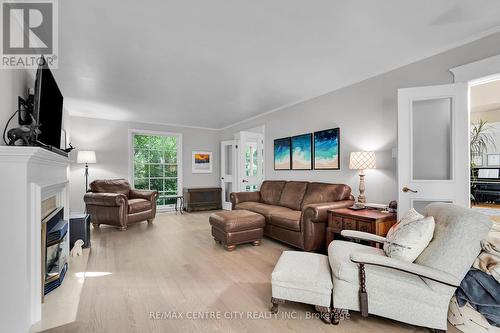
left=238, top=131, right=264, bottom=192
left=220, top=140, right=238, bottom=210
left=397, top=83, right=468, bottom=215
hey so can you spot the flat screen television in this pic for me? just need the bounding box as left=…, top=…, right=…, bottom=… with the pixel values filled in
left=33, top=59, right=64, bottom=150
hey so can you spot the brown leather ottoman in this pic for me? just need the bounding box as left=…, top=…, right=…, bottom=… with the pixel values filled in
left=209, top=210, right=265, bottom=251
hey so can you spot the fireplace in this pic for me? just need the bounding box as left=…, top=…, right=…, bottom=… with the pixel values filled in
left=0, top=147, right=70, bottom=332
left=42, top=207, right=69, bottom=295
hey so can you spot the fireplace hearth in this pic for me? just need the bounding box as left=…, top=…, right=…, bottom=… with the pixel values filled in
left=43, top=207, right=69, bottom=295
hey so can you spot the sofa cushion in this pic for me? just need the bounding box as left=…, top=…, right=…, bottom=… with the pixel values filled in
left=278, top=181, right=308, bottom=210
left=260, top=181, right=286, bottom=205
left=236, top=202, right=292, bottom=220
left=234, top=201, right=261, bottom=211
left=90, top=178, right=131, bottom=197
left=301, top=182, right=351, bottom=207
left=128, top=198, right=152, bottom=214
left=269, top=211, right=302, bottom=231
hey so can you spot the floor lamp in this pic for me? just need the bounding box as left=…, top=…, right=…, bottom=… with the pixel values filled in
left=77, top=151, right=97, bottom=192
left=349, top=151, right=376, bottom=204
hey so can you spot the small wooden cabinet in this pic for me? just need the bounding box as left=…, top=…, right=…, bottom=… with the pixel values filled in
left=327, top=208, right=396, bottom=249
left=183, top=187, right=222, bottom=212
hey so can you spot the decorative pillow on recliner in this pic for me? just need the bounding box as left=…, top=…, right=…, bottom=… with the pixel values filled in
left=383, top=208, right=435, bottom=262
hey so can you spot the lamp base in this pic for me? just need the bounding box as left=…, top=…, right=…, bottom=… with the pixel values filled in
left=358, top=171, right=366, bottom=204
left=84, top=163, right=89, bottom=192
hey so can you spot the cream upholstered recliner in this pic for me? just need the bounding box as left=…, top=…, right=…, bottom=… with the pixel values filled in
left=328, top=203, right=492, bottom=332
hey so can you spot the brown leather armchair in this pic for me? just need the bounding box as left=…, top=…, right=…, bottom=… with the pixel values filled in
left=84, top=179, right=158, bottom=230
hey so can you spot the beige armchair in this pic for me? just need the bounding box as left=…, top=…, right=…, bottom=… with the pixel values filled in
left=328, top=203, right=492, bottom=332
left=84, top=179, right=158, bottom=230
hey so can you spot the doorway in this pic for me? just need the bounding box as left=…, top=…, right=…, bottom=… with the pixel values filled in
left=397, top=55, right=500, bottom=216
left=220, top=130, right=264, bottom=210
left=469, top=79, right=500, bottom=222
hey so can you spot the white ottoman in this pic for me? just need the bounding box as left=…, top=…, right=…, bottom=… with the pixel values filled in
left=271, top=251, right=333, bottom=321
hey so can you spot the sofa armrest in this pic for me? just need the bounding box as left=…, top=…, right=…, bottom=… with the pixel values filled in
left=230, top=191, right=261, bottom=207
left=84, top=192, right=128, bottom=207
left=350, top=252, right=460, bottom=287
left=341, top=230, right=386, bottom=244
left=129, top=189, right=158, bottom=202
left=302, top=200, right=355, bottom=223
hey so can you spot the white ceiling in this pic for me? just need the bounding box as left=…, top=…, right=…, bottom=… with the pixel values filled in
left=56, top=0, right=500, bottom=129
left=471, top=79, right=500, bottom=113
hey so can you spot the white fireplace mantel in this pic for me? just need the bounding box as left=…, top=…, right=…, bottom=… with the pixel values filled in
left=0, top=147, right=70, bottom=333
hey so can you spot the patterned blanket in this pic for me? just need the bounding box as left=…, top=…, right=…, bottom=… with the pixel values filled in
left=473, top=222, right=500, bottom=283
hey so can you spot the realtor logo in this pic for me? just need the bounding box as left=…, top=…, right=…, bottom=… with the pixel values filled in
left=1, top=0, right=58, bottom=69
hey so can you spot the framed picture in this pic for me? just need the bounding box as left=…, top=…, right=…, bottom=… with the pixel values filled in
left=192, top=151, right=212, bottom=173
left=487, top=154, right=500, bottom=166
left=291, top=133, right=312, bottom=170
left=472, top=154, right=483, bottom=167
left=313, top=128, right=340, bottom=170
left=274, top=137, right=291, bottom=170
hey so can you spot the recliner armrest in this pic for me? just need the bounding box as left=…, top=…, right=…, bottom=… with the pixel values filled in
left=129, top=189, right=158, bottom=202
left=230, top=191, right=261, bottom=206
left=302, top=200, right=355, bottom=223
left=84, top=192, right=128, bottom=207
left=350, top=252, right=460, bottom=287
left=341, top=230, right=386, bottom=244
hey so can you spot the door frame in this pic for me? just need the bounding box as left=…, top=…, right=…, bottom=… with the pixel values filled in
left=450, top=54, right=500, bottom=208
left=450, top=54, right=500, bottom=85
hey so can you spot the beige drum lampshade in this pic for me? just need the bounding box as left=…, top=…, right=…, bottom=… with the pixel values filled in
left=77, top=151, right=97, bottom=164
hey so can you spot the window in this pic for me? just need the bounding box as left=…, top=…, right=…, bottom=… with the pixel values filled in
left=130, top=131, right=182, bottom=208
left=245, top=143, right=258, bottom=177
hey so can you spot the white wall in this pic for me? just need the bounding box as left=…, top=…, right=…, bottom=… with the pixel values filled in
left=68, top=32, right=500, bottom=210
left=68, top=116, right=220, bottom=213
left=221, top=33, right=500, bottom=204
left=471, top=109, right=500, bottom=123
left=0, top=70, right=33, bottom=144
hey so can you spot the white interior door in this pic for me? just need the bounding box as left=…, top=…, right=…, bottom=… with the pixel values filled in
left=397, top=83, right=469, bottom=215
left=238, top=131, right=264, bottom=192
left=220, top=140, right=238, bottom=210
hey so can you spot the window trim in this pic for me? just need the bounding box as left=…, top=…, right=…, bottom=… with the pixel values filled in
left=128, top=129, right=183, bottom=209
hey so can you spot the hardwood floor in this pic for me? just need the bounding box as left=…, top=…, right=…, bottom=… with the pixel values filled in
left=43, top=212, right=459, bottom=333
left=472, top=203, right=500, bottom=222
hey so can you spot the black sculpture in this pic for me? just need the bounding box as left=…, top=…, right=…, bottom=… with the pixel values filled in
left=63, top=143, right=75, bottom=153
left=7, top=115, right=41, bottom=146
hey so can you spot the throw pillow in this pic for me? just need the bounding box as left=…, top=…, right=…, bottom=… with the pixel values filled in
left=384, top=208, right=435, bottom=262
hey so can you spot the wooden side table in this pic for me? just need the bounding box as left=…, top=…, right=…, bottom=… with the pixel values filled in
left=326, top=208, right=396, bottom=249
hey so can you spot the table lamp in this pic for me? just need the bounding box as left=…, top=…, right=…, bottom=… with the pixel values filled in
left=77, top=151, right=96, bottom=192
left=349, top=151, right=376, bottom=203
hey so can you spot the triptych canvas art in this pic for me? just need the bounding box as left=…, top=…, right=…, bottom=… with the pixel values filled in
left=274, top=128, right=340, bottom=170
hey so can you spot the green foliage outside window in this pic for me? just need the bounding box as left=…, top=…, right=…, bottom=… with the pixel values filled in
left=133, top=134, right=179, bottom=206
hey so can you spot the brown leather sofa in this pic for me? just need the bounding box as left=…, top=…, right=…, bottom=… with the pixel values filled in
left=230, top=181, right=354, bottom=252
left=84, top=179, right=158, bottom=230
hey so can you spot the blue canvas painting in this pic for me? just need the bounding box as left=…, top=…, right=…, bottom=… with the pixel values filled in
left=291, top=134, right=312, bottom=170
left=274, top=137, right=291, bottom=170
left=314, top=128, right=340, bottom=169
